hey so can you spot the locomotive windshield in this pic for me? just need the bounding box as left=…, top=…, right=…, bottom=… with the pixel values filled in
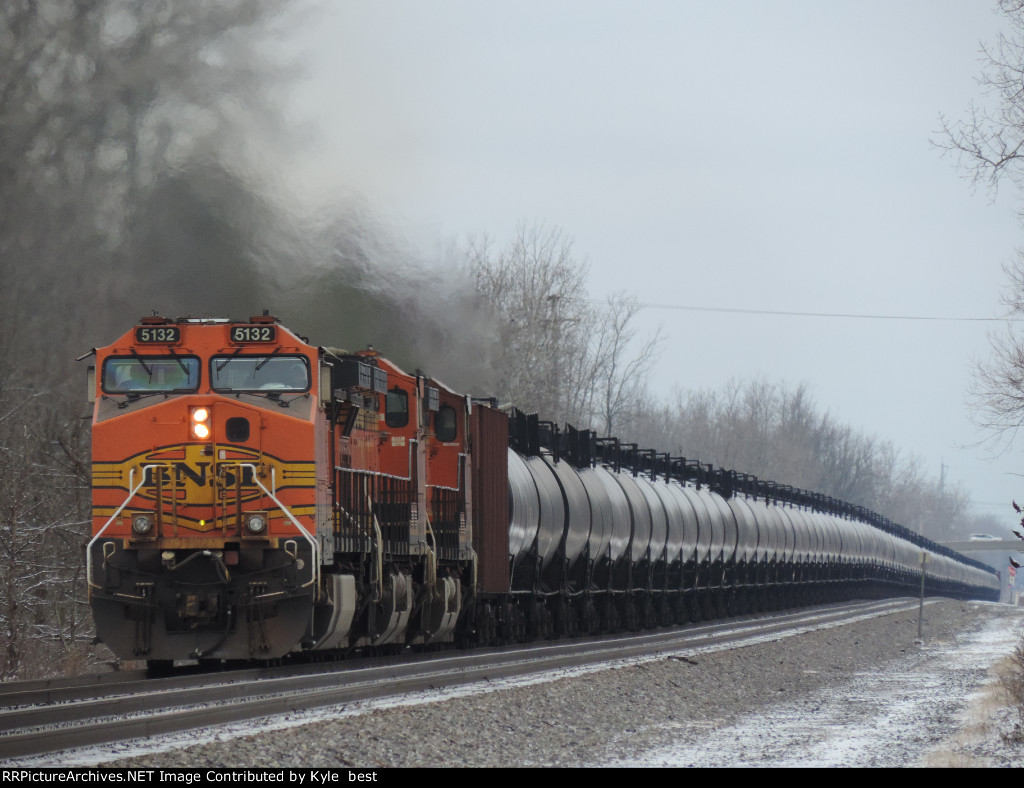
left=210, top=355, right=310, bottom=393
left=102, top=356, right=200, bottom=394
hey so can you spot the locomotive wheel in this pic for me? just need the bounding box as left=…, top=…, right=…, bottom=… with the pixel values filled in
left=493, top=600, right=510, bottom=644
left=551, top=597, right=569, bottom=640
left=600, top=596, right=619, bottom=633
left=525, top=599, right=546, bottom=641
left=671, top=595, right=686, bottom=625
left=725, top=590, right=738, bottom=617
left=483, top=602, right=498, bottom=645
left=572, top=601, right=583, bottom=637
left=542, top=605, right=555, bottom=640
left=743, top=588, right=754, bottom=615
left=625, top=597, right=641, bottom=632
left=657, top=595, right=672, bottom=627
left=643, top=596, right=657, bottom=629
left=457, top=602, right=482, bottom=649
left=511, top=603, right=527, bottom=643
left=146, top=659, right=174, bottom=675
left=685, top=594, right=700, bottom=623
left=579, top=599, right=599, bottom=635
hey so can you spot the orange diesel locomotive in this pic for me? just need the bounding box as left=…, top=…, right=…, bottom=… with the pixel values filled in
left=85, top=315, right=485, bottom=666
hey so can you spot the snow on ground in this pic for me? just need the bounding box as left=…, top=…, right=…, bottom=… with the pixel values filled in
left=610, top=614, right=1024, bottom=767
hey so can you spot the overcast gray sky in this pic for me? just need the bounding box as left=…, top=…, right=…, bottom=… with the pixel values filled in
left=284, top=1, right=1024, bottom=534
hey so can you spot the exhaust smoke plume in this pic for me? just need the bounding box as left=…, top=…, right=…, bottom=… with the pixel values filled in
left=2, top=0, right=501, bottom=394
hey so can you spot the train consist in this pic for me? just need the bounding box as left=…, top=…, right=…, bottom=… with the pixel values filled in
left=84, top=315, right=1000, bottom=666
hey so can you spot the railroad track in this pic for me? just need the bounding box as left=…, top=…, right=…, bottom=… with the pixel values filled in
left=0, top=598, right=930, bottom=763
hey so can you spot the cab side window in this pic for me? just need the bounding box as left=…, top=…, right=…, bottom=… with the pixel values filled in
left=385, top=388, right=409, bottom=428
left=435, top=405, right=457, bottom=442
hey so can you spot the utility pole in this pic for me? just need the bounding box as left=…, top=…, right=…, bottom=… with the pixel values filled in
left=548, top=293, right=561, bottom=422
left=916, top=551, right=928, bottom=642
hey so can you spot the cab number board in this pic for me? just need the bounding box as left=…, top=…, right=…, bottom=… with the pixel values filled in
left=231, top=326, right=277, bottom=343
left=135, top=326, right=180, bottom=343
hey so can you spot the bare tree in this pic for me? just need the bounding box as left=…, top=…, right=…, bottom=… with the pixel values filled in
left=586, top=294, right=663, bottom=435
left=935, top=0, right=1024, bottom=196
left=0, top=0, right=300, bottom=678
left=0, top=0, right=296, bottom=356
left=968, top=306, right=1024, bottom=444
left=0, top=373, right=93, bottom=679
left=633, top=378, right=974, bottom=541
left=937, top=1, right=1024, bottom=446
left=469, top=223, right=662, bottom=432
left=469, top=222, right=594, bottom=423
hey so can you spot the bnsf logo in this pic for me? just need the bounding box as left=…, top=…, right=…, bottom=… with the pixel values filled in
left=92, top=445, right=314, bottom=505
left=142, top=462, right=257, bottom=488
left=136, top=459, right=263, bottom=529
left=92, top=446, right=315, bottom=533
left=136, top=449, right=266, bottom=505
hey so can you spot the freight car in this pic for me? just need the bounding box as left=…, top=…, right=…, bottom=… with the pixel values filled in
left=82, top=315, right=1000, bottom=666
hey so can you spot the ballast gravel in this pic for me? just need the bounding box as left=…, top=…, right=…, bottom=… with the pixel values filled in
left=99, top=600, right=1024, bottom=768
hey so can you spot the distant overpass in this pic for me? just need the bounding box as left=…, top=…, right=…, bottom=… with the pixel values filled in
left=941, top=540, right=1022, bottom=553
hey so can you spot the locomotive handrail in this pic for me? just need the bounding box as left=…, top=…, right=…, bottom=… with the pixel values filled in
left=364, top=475, right=385, bottom=604
left=334, top=439, right=416, bottom=483
left=86, top=465, right=160, bottom=591
left=237, top=463, right=321, bottom=600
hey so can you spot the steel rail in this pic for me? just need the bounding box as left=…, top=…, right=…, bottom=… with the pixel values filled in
left=0, top=598, right=930, bottom=762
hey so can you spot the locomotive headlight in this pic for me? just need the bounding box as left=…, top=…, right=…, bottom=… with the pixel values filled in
left=191, top=407, right=211, bottom=440
left=246, top=514, right=267, bottom=534
left=132, top=514, right=153, bottom=535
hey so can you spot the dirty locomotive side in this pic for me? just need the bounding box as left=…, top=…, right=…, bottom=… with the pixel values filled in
left=84, top=315, right=1000, bottom=667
